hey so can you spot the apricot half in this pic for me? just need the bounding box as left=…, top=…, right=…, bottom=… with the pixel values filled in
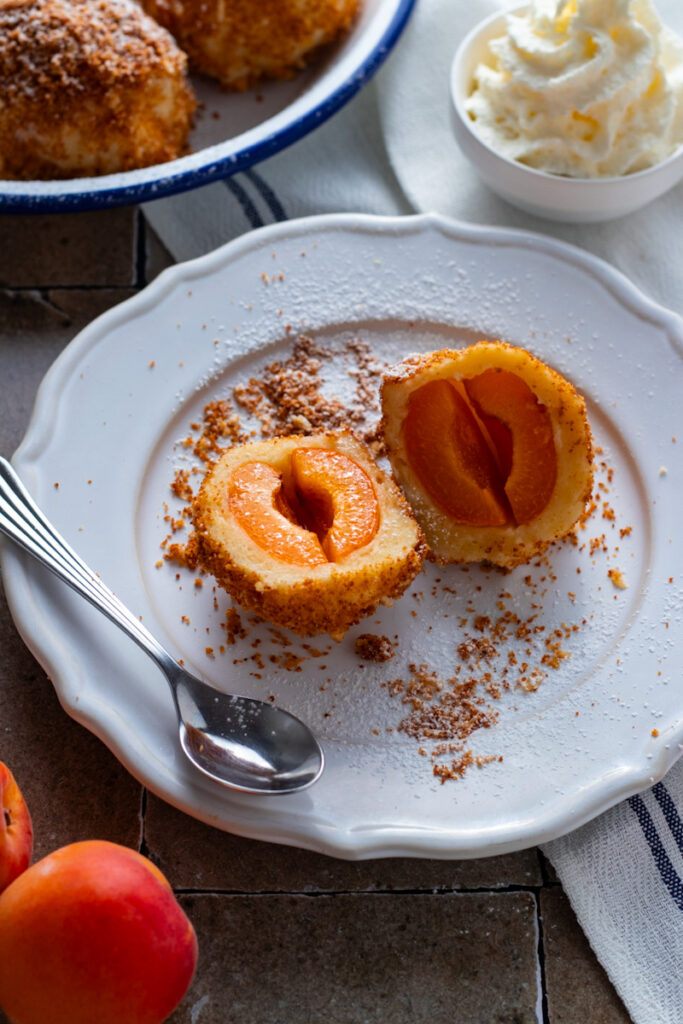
left=381, top=342, right=593, bottom=568
left=228, top=460, right=327, bottom=567
left=193, top=431, right=425, bottom=638
left=290, top=447, right=380, bottom=561
left=464, top=367, right=557, bottom=525
left=403, top=378, right=509, bottom=527
left=227, top=448, right=379, bottom=567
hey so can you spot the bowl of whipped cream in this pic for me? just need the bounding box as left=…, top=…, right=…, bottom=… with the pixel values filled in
left=450, top=0, right=683, bottom=221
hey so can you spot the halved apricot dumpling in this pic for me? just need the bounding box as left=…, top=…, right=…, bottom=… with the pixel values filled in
left=381, top=342, right=593, bottom=568
left=192, top=431, right=426, bottom=638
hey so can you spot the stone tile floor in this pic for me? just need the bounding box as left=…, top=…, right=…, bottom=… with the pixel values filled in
left=0, top=209, right=633, bottom=1023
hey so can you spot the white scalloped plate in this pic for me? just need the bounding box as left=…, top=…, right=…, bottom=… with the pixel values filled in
left=3, top=213, right=682, bottom=858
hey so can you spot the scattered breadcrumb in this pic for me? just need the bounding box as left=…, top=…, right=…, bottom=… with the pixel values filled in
left=608, top=568, right=627, bottom=590
left=223, top=607, right=247, bottom=645
left=355, top=634, right=395, bottom=662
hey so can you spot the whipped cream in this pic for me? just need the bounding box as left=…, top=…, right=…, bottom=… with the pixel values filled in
left=465, top=0, right=683, bottom=176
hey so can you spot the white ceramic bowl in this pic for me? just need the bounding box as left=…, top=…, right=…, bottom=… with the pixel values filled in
left=449, top=7, right=683, bottom=222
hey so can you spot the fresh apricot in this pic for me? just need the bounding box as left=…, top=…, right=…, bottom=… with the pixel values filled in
left=403, top=378, right=509, bottom=526
left=290, top=447, right=379, bottom=560
left=0, top=762, right=32, bottom=895
left=465, top=368, right=557, bottom=524
left=0, top=840, right=197, bottom=1024
left=228, top=460, right=327, bottom=567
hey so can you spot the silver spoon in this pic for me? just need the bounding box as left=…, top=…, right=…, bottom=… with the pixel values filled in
left=0, top=456, right=324, bottom=794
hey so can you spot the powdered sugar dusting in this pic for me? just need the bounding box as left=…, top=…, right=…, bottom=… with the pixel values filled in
left=1, top=0, right=187, bottom=101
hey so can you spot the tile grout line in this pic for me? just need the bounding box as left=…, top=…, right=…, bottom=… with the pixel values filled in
left=133, top=210, right=150, bottom=868
left=534, top=888, right=552, bottom=1024
left=171, top=884, right=548, bottom=897
left=134, top=208, right=147, bottom=289
left=0, top=284, right=141, bottom=296
left=138, top=787, right=149, bottom=858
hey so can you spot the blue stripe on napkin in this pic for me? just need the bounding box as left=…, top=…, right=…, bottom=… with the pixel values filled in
left=629, top=793, right=683, bottom=912
left=653, top=781, right=683, bottom=855
left=243, top=169, right=288, bottom=222
left=223, top=177, right=264, bottom=229
left=222, top=171, right=288, bottom=231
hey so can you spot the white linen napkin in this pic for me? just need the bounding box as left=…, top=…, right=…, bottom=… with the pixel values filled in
left=144, top=3, right=683, bottom=1022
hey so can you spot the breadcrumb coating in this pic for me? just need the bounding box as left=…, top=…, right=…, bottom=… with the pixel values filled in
left=381, top=342, right=594, bottom=569
left=141, top=0, right=362, bottom=89
left=192, top=431, right=426, bottom=639
left=0, top=0, right=196, bottom=179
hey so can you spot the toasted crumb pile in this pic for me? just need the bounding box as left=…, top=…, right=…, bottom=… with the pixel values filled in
left=232, top=335, right=385, bottom=447
left=355, top=633, right=396, bottom=663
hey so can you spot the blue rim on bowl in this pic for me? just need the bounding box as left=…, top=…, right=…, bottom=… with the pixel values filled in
left=1, top=0, right=416, bottom=214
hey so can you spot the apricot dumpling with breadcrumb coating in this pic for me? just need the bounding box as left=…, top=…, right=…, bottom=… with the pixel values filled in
left=381, top=342, right=594, bottom=569
left=0, top=0, right=196, bottom=180
left=192, top=431, right=425, bottom=639
left=141, top=0, right=361, bottom=90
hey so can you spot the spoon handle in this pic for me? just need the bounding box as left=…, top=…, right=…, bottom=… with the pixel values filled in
left=0, top=457, right=172, bottom=671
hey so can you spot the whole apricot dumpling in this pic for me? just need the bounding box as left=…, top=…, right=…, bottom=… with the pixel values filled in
left=141, top=0, right=361, bottom=90
left=0, top=0, right=197, bottom=181
left=192, top=430, right=426, bottom=638
left=381, top=342, right=594, bottom=568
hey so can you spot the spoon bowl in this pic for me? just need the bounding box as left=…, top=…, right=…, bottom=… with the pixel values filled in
left=0, top=456, right=324, bottom=795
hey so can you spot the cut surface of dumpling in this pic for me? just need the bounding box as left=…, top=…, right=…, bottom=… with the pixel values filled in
left=192, top=431, right=425, bottom=638
left=381, top=342, right=594, bottom=568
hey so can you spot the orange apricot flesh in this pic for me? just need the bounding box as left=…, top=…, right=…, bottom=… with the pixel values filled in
left=403, top=378, right=510, bottom=527
left=228, top=461, right=327, bottom=567
left=403, top=371, right=557, bottom=527
left=465, top=368, right=556, bottom=525
left=290, top=447, right=379, bottom=561
left=228, top=450, right=379, bottom=566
